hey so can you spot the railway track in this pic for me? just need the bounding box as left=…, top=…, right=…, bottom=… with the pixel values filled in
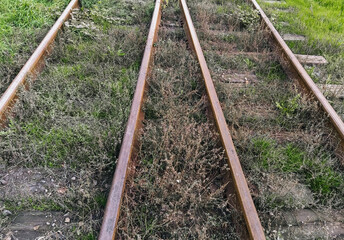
left=1, top=0, right=343, bottom=239
left=100, top=0, right=344, bottom=239
left=100, top=0, right=265, bottom=239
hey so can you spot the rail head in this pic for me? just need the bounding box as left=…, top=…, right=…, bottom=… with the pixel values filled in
left=179, top=0, right=265, bottom=239
left=250, top=0, right=344, bottom=142
left=98, top=1, right=162, bottom=239
left=0, top=0, right=80, bottom=125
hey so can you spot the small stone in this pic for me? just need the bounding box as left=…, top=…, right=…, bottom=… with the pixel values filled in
left=93, top=180, right=97, bottom=186
left=71, top=177, right=76, bottom=181
left=33, top=225, right=40, bottom=230
left=161, top=204, right=168, bottom=211
left=64, top=217, right=71, bottom=223
left=0, top=179, right=7, bottom=185
left=2, top=210, right=12, bottom=216
left=57, top=187, right=67, bottom=195
left=46, top=222, right=51, bottom=225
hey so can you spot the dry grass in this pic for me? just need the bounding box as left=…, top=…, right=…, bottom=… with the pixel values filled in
left=117, top=2, right=239, bottom=239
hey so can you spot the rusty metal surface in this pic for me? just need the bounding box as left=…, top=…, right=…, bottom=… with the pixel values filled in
left=0, top=0, right=80, bottom=125
left=98, top=1, right=162, bottom=239
left=250, top=0, right=344, bottom=142
left=179, top=0, right=265, bottom=239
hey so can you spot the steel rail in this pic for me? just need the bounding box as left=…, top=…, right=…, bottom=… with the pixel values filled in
left=0, top=0, right=80, bottom=125
left=250, top=0, right=344, bottom=142
left=98, top=1, right=162, bottom=239
left=179, top=0, right=265, bottom=239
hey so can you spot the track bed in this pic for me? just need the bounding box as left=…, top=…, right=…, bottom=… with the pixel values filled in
left=1, top=0, right=344, bottom=239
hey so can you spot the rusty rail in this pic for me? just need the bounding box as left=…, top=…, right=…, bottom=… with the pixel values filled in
left=0, top=0, right=80, bottom=124
left=250, top=0, right=344, bottom=142
left=98, top=1, right=162, bottom=239
left=179, top=0, right=265, bottom=239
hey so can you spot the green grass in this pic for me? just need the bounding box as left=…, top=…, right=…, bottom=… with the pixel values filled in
left=275, top=94, right=301, bottom=118
left=282, top=0, right=344, bottom=44
left=252, top=137, right=343, bottom=198
left=0, top=0, right=69, bottom=62
left=258, top=0, right=344, bottom=41
left=77, top=233, right=96, bottom=240
left=0, top=0, right=70, bottom=94
left=258, top=0, right=344, bottom=85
